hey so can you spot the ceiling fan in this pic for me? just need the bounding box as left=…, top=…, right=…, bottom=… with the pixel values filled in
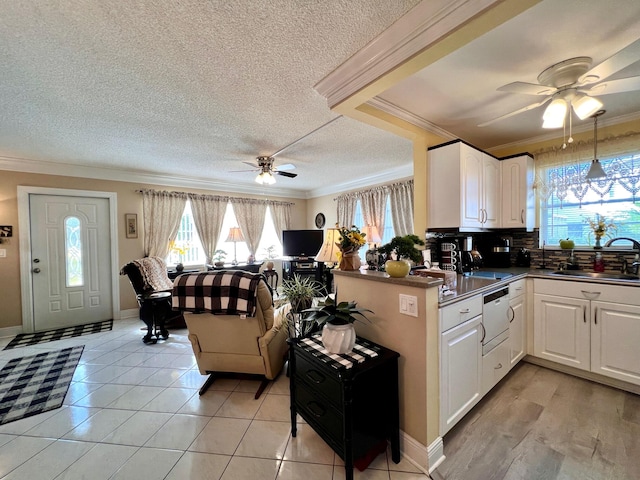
left=478, top=38, right=640, bottom=128
left=231, top=116, right=343, bottom=185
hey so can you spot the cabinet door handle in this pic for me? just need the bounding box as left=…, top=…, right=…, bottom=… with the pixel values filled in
left=583, top=305, right=587, bottom=323
left=306, top=401, right=326, bottom=418
left=508, top=306, right=515, bottom=323
left=459, top=308, right=471, bottom=314
left=480, top=323, right=486, bottom=343
left=495, top=363, right=503, bottom=370
left=594, top=306, right=598, bottom=325
left=305, top=369, right=326, bottom=385
left=520, top=209, right=525, bottom=224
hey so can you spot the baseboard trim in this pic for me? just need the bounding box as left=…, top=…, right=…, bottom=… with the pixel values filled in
left=119, top=308, right=140, bottom=320
left=399, top=431, right=445, bottom=474
left=0, top=325, right=23, bottom=339
left=428, top=436, right=446, bottom=473
left=524, top=355, right=640, bottom=395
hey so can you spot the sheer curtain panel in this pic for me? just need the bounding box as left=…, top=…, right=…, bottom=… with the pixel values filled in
left=232, top=199, right=267, bottom=256
left=140, top=190, right=187, bottom=258
left=389, top=181, right=414, bottom=236
left=188, top=194, right=228, bottom=264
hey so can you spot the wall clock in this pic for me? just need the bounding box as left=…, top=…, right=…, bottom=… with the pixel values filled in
left=314, top=213, right=326, bottom=229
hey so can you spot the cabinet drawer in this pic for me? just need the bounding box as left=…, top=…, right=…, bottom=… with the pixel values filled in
left=440, top=295, right=482, bottom=332
left=509, top=279, right=526, bottom=299
left=295, top=382, right=343, bottom=447
left=295, top=354, right=342, bottom=407
left=482, top=339, right=510, bottom=396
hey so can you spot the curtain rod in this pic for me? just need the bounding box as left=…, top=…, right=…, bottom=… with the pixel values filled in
left=135, top=189, right=294, bottom=206
left=333, top=179, right=414, bottom=201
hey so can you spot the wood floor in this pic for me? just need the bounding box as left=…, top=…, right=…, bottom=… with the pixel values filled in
left=432, top=362, right=640, bottom=480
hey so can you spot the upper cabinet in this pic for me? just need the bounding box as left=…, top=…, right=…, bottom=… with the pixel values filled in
left=501, top=154, right=534, bottom=230
left=428, top=140, right=534, bottom=231
left=428, top=141, right=500, bottom=230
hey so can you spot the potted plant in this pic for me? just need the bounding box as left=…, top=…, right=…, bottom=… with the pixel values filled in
left=281, top=274, right=324, bottom=313
left=212, top=249, right=227, bottom=267
left=377, top=234, right=425, bottom=277
left=302, top=295, right=373, bottom=354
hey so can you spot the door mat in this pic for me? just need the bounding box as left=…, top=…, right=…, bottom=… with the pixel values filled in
left=0, top=345, right=84, bottom=425
left=3, top=320, right=113, bottom=350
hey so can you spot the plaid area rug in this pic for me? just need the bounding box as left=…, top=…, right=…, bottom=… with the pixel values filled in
left=3, top=320, right=113, bottom=350
left=0, top=346, right=84, bottom=425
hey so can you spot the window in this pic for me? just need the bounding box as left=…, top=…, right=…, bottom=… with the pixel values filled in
left=353, top=196, right=395, bottom=261
left=64, top=216, right=83, bottom=287
left=168, top=201, right=283, bottom=266
left=540, top=153, right=640, bottom=247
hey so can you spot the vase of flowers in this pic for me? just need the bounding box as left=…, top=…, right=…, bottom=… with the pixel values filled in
left=335, top=224, right=367, bottom=271
left=302, top=295, right=372, bottom=354
left=587, top=214, right=616, bottom=249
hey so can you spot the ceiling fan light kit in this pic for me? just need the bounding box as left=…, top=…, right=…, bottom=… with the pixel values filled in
left=255, top=171, right=276, bottom=185
left=542, top=97, right=568, bottom=128
left=572, top=94, right=603, bottom=120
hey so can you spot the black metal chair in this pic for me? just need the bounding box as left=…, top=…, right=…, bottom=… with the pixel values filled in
left=263, top=268, right=279, bottom=295
left=120, top=257, right=184, bottom=344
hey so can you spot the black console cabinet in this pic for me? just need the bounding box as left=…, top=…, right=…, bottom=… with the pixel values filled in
left=289, top=335, right=400, bottom=480
left=282, top=258, right=324, bottom=283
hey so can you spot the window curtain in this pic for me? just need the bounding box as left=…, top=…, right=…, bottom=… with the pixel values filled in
left=533, top=130, right=640, bottom=203
left=360, top=188, right=387, bottom=235
left=140, top=190, right=187, bottom=258
left=389, top=180, right=414, bottom=236
left=231, top=199, right=267, bottom=256
left=188, top=194, right=227, bottom=264
left=269, top=202, right=292, bottom=246
left=336, top=193, right=357, bottom=228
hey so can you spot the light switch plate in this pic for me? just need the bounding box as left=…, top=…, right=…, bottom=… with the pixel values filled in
left=0, top=249, right=6, bottom=258
left=399, top=294, right=418, bottom=317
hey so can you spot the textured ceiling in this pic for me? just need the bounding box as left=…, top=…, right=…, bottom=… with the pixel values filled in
left=0, top=0, right=419, bottom=196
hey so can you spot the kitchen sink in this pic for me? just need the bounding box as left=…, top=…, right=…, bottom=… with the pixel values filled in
left=550, top=270, right=640, bottom=281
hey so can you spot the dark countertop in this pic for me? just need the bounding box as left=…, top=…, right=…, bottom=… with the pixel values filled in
left=332, top=268, right=443, bottom=289
left=438, top=267, right=640, bottom=306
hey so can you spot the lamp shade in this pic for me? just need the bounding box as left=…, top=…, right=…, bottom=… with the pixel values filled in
left=361, top=225, right=381, bottom=245
left=225, top=227, right=245, bottom=242
left=585, top=159, right=606, bottom=180
left=542, top=98, right=567, bottom=129
left=255, top=171, right=276, bottom=185
left=314, top=228, right=341, bottom=263
left=573, top=95, right=603, bottom=120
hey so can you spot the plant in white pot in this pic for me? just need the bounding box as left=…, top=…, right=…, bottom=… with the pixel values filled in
left=302, top=295, right=372, bottom=354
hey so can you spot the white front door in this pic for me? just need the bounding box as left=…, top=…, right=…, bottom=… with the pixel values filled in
left=29, top=194, right=113, bottom=331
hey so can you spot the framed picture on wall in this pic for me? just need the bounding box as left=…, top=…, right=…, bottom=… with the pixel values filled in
left=125, top=213, right=138, bottom=239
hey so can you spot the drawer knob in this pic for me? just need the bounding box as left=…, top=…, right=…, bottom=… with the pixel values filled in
left=305, top=369, right=326, bottom=384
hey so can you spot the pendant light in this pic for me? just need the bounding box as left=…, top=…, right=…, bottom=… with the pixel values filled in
left=585, top=110, right=606, bottom=180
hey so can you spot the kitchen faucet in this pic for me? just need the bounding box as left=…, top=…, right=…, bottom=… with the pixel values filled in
left=603, top=237, right=640, bottom=250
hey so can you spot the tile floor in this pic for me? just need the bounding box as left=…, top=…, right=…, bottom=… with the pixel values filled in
left=0, top=319, right=429, bottom=480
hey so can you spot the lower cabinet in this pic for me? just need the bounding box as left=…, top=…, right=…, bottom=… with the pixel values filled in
left=481, top=339, right=510, bottom=396
left=533, top=280, right=640, bottom=387
left=440, top=315, right=482, bottom=435
left=508, top=292, right=526, bottom=368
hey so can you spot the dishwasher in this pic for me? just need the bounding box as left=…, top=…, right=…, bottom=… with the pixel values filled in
left=482, top=287, right=510, bottom=355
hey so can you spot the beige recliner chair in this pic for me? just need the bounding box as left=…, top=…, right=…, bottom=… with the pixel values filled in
left=172, top=271, right=290, bottom=399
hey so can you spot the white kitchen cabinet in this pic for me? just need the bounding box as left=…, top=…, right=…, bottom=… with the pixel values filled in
left=500, top=154, right=534, bottom=230
left=481, top=338, right=509, bottom=396
left=428, top=141, right=500, bottom=230
left=533, top=293, right=590, bottom=370
left=533, top=279, right=640, bottom=387
left=591, top=301, right=640, bottom=385
left=440, top=314, right=482, bottom=435
left=508, top=279, right=527, bottom=369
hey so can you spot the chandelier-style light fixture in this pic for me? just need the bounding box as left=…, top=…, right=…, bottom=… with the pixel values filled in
left=255, top=171, right=276, bottom=185
left=585, top=110, right=607, bottom=180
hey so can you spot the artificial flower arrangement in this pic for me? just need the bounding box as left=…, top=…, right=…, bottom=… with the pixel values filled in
left=586, top=214, right=616, bottom=247
left=335, top=224, right=367, bottom=254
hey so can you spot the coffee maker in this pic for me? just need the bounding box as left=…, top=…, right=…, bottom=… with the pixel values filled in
left=489, top=236, right=512, bottom=268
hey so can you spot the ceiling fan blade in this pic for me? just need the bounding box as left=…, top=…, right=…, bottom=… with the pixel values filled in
left=242, top=161, right=258, bottom=168
left=275, top=171, right=297, bottom=178
left=579, top=38, right=640, bottom=84
left=497, top=81, right=556, bottom=96
left=275, top=163, right=296, bottom=171
left=584, top=75, right=640, bottom=96
left=229, top=168, right=258, bottom=173
left=478, top=97, right=551, bottom=127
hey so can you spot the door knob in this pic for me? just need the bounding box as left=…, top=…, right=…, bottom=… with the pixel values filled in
left=32, top=268, right=41, bottom=274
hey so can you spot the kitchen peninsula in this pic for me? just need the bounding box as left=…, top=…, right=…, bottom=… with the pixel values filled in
left=332, top=269, right=443, bottom=472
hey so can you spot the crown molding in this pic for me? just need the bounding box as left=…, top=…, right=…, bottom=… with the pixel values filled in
left=367, top=97, right=457, bottom=141
left=305, top=164, right=414, bottom=199
left=485, top=111, right=640, bottom=154
left=314, top=0, right=501, bottom=108
left=0, top=156, right=308, bottom=199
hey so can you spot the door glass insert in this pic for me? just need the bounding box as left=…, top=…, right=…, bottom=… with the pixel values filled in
left=65, top=216, right=84, bottom=287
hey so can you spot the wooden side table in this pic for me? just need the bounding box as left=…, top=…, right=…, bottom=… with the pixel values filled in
left=289, top=335, right=400, bottom=480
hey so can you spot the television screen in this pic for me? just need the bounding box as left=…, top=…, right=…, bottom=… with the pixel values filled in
left=282, top=230, right=323, bottom=258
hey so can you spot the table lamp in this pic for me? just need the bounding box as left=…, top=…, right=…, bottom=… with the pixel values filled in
left=315, top=228, right=341, bottom=265
left=226, top=227, right=245, bottom=265
left=361, top=225, right=382, bottom=270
